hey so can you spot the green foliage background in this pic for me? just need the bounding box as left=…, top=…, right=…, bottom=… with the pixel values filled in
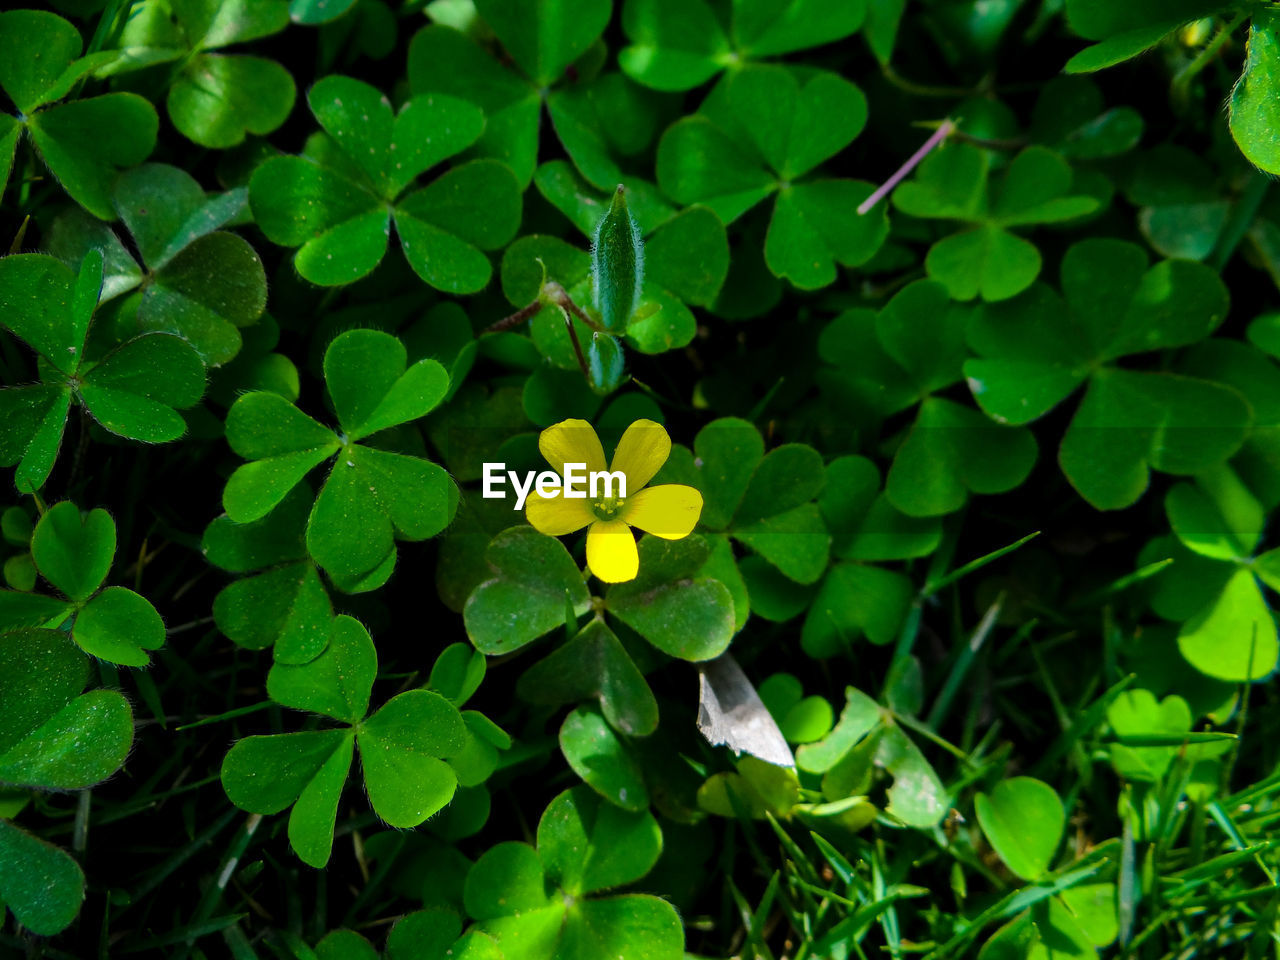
left=1, top=0, right=1280, bottom=956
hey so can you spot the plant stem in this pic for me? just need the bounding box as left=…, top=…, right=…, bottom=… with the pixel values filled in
left=858, top=119, right=955, bottom=214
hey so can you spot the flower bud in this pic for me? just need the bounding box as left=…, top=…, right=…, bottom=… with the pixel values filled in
left=591, top=185, right=644, bottom=333
left=587, top=332, right=626, bottom=394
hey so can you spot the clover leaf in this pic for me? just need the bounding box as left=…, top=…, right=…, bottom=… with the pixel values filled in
left=501, top=178, right=728, bottom=358
left=249, top=75, right=521, bottom=290
left=464, top=786, right=682, bottom=960
left=657, top=64, right=885, bottom=288
left=223, top=329, right=455, bottom=589
left=517, top=618, right=660, bottom=737
left=408, top=0, right=637, bottom=189
left=794, top=685, right=947, bottom=828
left=46, top=163, right=267, bottom=365
left=0, top=626, right=134, bottom=936
left=221, top=615, right=467, bottom=867
left=892, top=142, right=1100, bottom=301
left=1145, top=465, right=1280, bottom=682
left=203, top=485, right=333, bottom=664
left=817, top=284, right=1037, bottom=518
left=965, top=238, right=1243, bottom=509
left=0, top=9, right=157, bottom=219
left=975, top=776, right=1063, bottom=881
left=620, top=0, right=867, bottom=92
left=100, top=0, right=296, bottom=149
left=0, top=252, right=207, bottom=492
left=0, top=503, right=166, bottom=666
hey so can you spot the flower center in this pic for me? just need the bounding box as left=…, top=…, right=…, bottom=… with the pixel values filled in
left=592, top=496, right=626, bottom=521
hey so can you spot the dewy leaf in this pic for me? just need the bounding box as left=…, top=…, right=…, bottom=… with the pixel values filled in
left=267, top=615, right=375, bottom=723
left=250, top=76, right=505, bottom=289
left=0, top=628, right=133, bottom=792
left=975, top=776, right=1065, bottom=881
left=71, top=586, right=166, bottom=666
left=31, top=502, right=115, bottom=604
left=78, top=333, right=207, bottom=442
left=357, top=689, right=466, bottom=827
left=464, top=526, right=592, bottom=655
left=26, top=95, right=159, bottom=221
left=0, top=689, right=133, bottom=790
left=1230, top=8, right=1280, bottom=176
left=0, top=820, right=85, bottom=937
left=323, top=329, right=450, bottom=440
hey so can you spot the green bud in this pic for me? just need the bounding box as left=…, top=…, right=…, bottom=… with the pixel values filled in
left=591, top=184, right=644, bottom=333
left=586, top=332, right=627, bottom=395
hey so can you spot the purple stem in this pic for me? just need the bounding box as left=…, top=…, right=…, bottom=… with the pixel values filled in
left=857, top=119, right=955, bottom=216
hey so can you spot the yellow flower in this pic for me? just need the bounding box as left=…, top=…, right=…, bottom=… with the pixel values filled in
left=526, top=418, right=703, bottom=583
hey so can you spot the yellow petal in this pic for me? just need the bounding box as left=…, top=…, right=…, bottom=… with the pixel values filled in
left=586, top=519, right=639, bottom=583
left=526, top=492, right=595, bottom=536
left=539, top=419, right=607, bottom=476
left=622, top=484, right=703, bottom=539
left=610, top=418, right=670, bottom=492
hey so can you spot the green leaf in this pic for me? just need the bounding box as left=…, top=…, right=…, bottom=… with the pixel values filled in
left=693, top=418, right=765, bottom=530
left=473, top=0, right=611, bottom=86
left=0, top=10, right=89, bottom=114
left=728, top=66, right=867, bottom=180
left=26, top=94, right=159, bottom=220
left=223, top=392, right=340, bottom=522
left=71, top=586, right=165, bottom=666
left=289, top=732, right=354, bottom=869
left=138, top=232, right=266, bottom=367
left=643, top=205, right=729, bottom=306
left=0, top=820, right=84, bottom=936
left=221, top=727, right=353, bottom=814
left=733, top=0, right=867, bottom=57
left=0, top=629, right=87, bottom=757
left=796, top=686, right=882, bottom=773
left=429, top=643, right=487, bottom=707
left=886, top=397, right=1037, bottom=517
left=926, top=225, right=1041, bottom=302
left=267, top=615, right=375, bottom=722
left=31, top=502, right=114, bottom=604
left=0, top=689, right=133, bottom=790
left=606, top=536, right=735, bottom=661
left=619, top=0, right=732, bottom=92
left=1059, top=370, right=1249, bottom=511
left=1177, top=568, right=1279, bottom=682
left=306, top=443, right=455, bottom=584
left=766, top=180, right=888, bottom=289
left=801, top=563, right=914, bottom=657
left=518, top=619, right=659, bottom=736
left=169, top=54, right=297, bottom=149
left=559, top=705, right=648, bottom=811
left=464, top=526, right=592, bottom=655
left=324, top=329, right=450, bottom=439
left=0, top=254, right=86, bottom=378
left=79, top=333, right=208, bottom=442
left=395, top=160, right=522, bottom=295
left=357, top=690, right=466, bottom=826
left=213, top=561, right=333, bottom=661
left=407, top=25, right=542, bottom=186
left=1106, top=689, right=1193, bottom=782
left=1230, top=9, right=1280, bottom=175
left=536, top=785, right=663, bottom=896
left=975, top=776, right=1064, bottom=881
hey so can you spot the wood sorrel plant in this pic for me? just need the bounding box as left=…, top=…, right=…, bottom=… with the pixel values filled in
left=1, top=1, right=1279, bottom=956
